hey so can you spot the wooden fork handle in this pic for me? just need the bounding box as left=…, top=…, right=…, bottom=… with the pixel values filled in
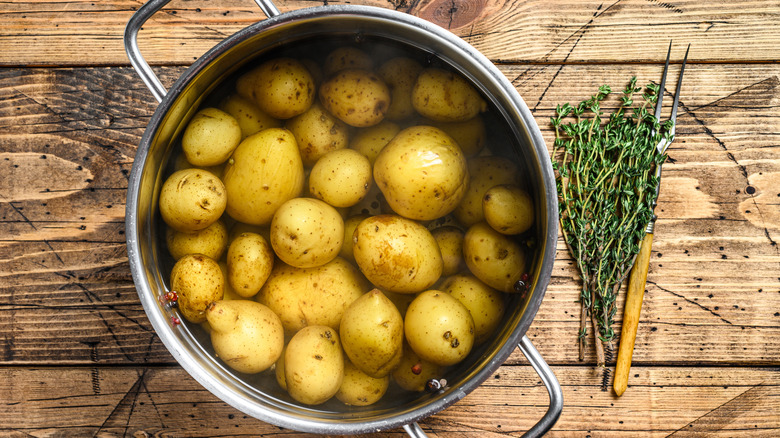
left=614, top=232, right=654, bottom=396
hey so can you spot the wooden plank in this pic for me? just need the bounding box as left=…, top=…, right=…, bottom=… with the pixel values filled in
left=0, top=365, right=777, bottom=436
left=1, top=64, right=778, bottom=365
left=2, top=0, right=780, bottom=66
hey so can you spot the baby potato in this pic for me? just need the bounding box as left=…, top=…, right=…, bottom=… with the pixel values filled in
left=374, top=125, right=469, bottom=220
left=181, top=107, right=242, bottom=167
left=159, top=168, right=227, bottom=232
left=483, top=184, right=534, bottom=235
left=339, top=214, right=369, bottom=264
left=349, top=120, right=401, bottom=165
left=319, top=69, right=390, bottom=127
left=207, top=300, right=284, bottom=374
left=285, top=325, right=344, bottom=405
left=431, top=226, right=466, bottom=277
left=170, top=254, right=224, bottom=323
left=353, top=215, right=443, bottom=294
left=285, top=101, right=349, bottom=167
left=323, top=47, right=374, bottom=77
left=275, top=346, right=287, bottom=390
left=228, top=222, right=270, bottom=244
left=219, top=94, right=281, bottom=139
left=227, top=232, right=274, bottom=298
left=222, top=128, right=305, bottom=225
left=270, top=198, right=344, bottom=268
left=392, top=342, right=446, bottom=392
left=462, top=222, right=527, bottom=292
left=257, top=257, right=368, bottom=334
left=236, top=58, right=315, bottom=119
left=309, top=149, right=373, bottom=208
left=218, top=262, right=243, bottom=301
left=412, top=68, right=487, bottom=122
left=340, top=289, right=404, bottom=378
left=427, top=115, right=486, bottom=157
left=440, top=274, right=505, bottom=345
left=378, top=57, right=423, bottom=121
left=336, top=360, right=390, bottom=406
left=166, top=219, right=228, bottom=261
left=454, top=156, right=519, bottom=227
left=404, top=290, right=475, bottom=366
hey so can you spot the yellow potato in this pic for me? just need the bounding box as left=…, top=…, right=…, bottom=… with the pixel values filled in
left=285, top=101, right=349, bottom=167
left=352, top=215, right=443, bottom=294
left=270, top=198, right=344, bottom=268
left=319, top=69, right=390, bottom=127
left=336, top=360, right=390, bottom=406
left=453, top=156, right=519, bottom=227
left=219, top=94, right=281, bottom=139
left=284, top=325, right=344, bottom=405
left=431, top=226, right=466, bottom=276
left=412, top=68, right=487, bottom=122
left=440, top=274, right=505, bottom=345
left=462, top=222, right=527, bottom=292
left=404, top=290, right=475, bottom=366
left=159, top=168, right=226, bottom=232
left=228, top=222, right=270, bottom=244
left=378, top=57, right=423, bottom=121
left=275, top=346, right=287, bottom=390
left=166, top=220, right=228, bottom=261
left=392, top=342, right=446, bottom=392
left=339, top=214, right=369, bottom=264
left=218, top=261, right=243, bottom=301
left=427, top=115, right=486, bottom=157
left=236, top=58, right=315, bottom=119
left=227, top=232, right=274, bottom=298
left=170, top=254, right=224, bottom=323
left=374, top=125, right=469, bottom=220
left=222, top=128, right=305, bottom=225
left=207, top=300, right=284, bottom=374
left=257, top=257, right=369, bottom=334
left=483, top=184, right=534, bottom=235
left=323, top=47, right=374, bottom=77
left=309, top=149, right=373, bottom=208
left=349, top=120, right=401, bottom=165
left=340, top=289, right=404, bottom=378
left=181, top=107, right=242, bottom=166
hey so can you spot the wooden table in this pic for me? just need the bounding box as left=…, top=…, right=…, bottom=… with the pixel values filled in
left=2, top=0, right=779, bottom=436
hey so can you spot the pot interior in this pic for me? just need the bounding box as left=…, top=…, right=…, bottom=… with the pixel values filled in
left=127, top=6, right=556, bottom=434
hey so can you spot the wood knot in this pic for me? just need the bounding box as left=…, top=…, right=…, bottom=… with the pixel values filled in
left=416, top=0, right=486, bottom=30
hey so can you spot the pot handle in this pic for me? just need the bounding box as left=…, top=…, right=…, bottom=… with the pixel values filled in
left=123, top=0, right=281, bottom=102
left=404, top=335, right=562, bottom=438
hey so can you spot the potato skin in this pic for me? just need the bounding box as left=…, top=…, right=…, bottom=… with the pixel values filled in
left=373, top=126, right=469, bottom=221
left=309, top=149, right=373, bottom=208
left=404, top=290, right=475, bottom=366
left=483, top=184, right=534, bottom=235
left=431, top=226, right=466, bottom=277
left=336, top=360, right=389, bottom=406
left=462, top=222, right=527, bottom=292
left=349, top=120, right=401, bottom=165
left=319, top=69, right=390, bottom=127
left=270, top=197, right=344, bottom=268
left=166, top=219, right=228, bottom=261
left=353, top=215, right=443, bottom=294
left=454, top=156, right=519, bottom=227
left=285, top=101, right=349, bottom=167
left=412, top=68, right=486, bottom=122
left=207, top=300, right=284, bottom=374
left=257, top=257, right=368, bottom=334
left=227, top=232, right=274, bottom=298
left=285, top=325, right=344, bottom=405
left=339, top=214, right=369, bottom=264
left=378, top=57, right=423, bottom=121
left=237, top=58, right=315, bottom=119
left=392, top=342, right=445, bottom=392
left=159, top=168, right=227, bottom=232
left=323, top=47, right=374, bottom=77
left=222, top=128, right=305, bottom=225
left=440, top=274, right=505, bottom=345
left=427, top=115, right=486, bottom=157
left=340, top=289, right=404, bottom=378
left=219, top=94, right=281, bottom=139
left=182, top=107, right=242, bottom=167
left=170, top=254, right=224, bottom=323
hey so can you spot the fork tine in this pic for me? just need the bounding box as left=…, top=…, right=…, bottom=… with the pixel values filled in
left=669, top=43, right=690, bottom=137
left=654, top=41, right=673, bottom=122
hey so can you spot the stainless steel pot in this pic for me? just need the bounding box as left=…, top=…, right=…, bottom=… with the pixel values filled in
left=124, top=0, right=562, bottom=435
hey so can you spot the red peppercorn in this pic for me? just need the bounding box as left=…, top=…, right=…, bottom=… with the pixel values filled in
left=411, top=363, right=422, bottom=375
left=171, top=316, right=181, bottom=326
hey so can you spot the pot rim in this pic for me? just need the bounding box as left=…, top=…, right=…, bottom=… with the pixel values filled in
left=126, top=4, right=558, bottom=434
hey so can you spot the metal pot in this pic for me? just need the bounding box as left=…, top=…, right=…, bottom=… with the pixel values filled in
left=124, top=0, right=562, bottom=435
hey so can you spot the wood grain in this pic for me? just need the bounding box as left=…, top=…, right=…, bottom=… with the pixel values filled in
left=2, top=0, right=780, bottom=66
left=0, top=366, right=777, bottom=436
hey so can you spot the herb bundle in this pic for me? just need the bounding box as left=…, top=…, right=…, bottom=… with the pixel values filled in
left=550, top=78, right=672, bottom=367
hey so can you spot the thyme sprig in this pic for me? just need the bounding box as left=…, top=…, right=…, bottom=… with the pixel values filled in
left=550, top=77, right=673, bottom=367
